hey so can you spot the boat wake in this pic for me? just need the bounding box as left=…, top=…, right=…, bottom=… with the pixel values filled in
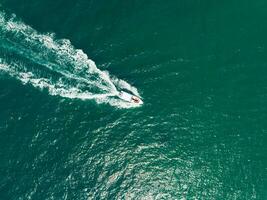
left=0, top=11, right=141, bottom=108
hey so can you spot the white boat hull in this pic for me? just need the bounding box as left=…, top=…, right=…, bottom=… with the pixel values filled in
left=117, top=91, right=143, bottom=105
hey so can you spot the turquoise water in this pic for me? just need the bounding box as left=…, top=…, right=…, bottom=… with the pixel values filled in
left=0, top=1, right=267, bottom=199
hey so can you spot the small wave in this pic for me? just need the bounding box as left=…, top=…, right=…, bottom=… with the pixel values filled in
left=0, top=11, right=142, bottom=108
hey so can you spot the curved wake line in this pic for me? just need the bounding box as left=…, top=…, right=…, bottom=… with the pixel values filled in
left=0, top=11, right=142, bottom=108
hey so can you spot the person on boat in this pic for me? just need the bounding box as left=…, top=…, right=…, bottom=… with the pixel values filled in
left=132, top=96, right=139, bottom=103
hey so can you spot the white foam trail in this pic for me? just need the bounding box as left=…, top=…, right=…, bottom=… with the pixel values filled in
left=103, top=70, right=140, bottom=97
left=112, top=77, right=140, bottom=97
left=0, top=12, right=142, bottom=108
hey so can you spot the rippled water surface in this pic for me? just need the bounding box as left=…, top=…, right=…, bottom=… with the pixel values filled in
left=0, top=1, right=267, bottom=199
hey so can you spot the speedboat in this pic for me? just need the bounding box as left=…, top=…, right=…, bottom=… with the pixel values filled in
left=117, top=91, right=143, bottom=105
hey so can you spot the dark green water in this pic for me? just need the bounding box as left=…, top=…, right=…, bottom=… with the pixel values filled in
left=0, top=0, right=267, bottom=199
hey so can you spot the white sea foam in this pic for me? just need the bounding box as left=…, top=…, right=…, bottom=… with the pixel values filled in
left=0, top=11, right=142, bottom=108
